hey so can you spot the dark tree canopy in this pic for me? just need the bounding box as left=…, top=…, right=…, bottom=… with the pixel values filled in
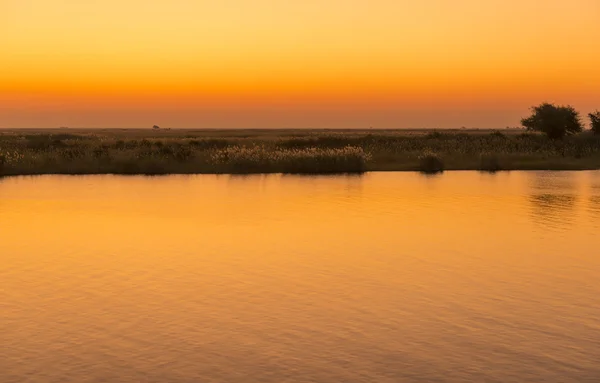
left=521, top=103, right=583, bottom=139
left=589, top=111, right=600, bottom=135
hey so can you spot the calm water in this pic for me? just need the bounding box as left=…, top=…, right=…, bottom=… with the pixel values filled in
left=1, top=172, right=600, bottom=382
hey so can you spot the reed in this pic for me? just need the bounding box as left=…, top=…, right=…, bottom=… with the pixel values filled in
left=1, top=129, right=599, bottom=175
left=479, top=153, right=503, bottom=172
left=211, top=145, right=371, bottom=174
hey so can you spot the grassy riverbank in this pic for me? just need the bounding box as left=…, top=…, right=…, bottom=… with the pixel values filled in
left=1, top=128, right=600, bottom=175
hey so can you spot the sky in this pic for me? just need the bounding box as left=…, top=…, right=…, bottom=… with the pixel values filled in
left=1, top=0, right=599, bottom=129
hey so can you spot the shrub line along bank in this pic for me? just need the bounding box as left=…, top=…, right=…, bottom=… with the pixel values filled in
left=1, top=130, right=600, bottom=176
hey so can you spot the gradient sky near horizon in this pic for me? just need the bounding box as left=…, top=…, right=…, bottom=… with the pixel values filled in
left=1, top=0, right=599, bottom=129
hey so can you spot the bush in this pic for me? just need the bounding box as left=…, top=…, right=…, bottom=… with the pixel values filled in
left=173, top=146, right=193, bottom=162
left=93, top=146, right=109, bottom=158
left=25, top=135, right=67, bottom=150
left=589, top=111, right=600, bottom=135
left=419, top=152, right=444, bottom=174
left=521, top=103, right=583, bottom=139
left=425, top=131, right=443, bottom=139
left=60, top=148, right=86, bottom=160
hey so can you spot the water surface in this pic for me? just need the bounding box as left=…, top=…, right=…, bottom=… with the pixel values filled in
left=1, top=172, right=600, bottom=382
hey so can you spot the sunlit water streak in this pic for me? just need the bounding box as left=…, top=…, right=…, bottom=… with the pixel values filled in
left=1, top=171, right=599, bottom=382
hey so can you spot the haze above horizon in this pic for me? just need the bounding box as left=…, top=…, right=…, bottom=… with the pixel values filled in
left=2, top=0, right=599, bottom=129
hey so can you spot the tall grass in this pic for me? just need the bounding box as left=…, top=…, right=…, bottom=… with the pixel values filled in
left=479, top=153, right=503, bottom=172
left=211, top=145, right=370, bottom=173
left=1, top=130, right=599, bottom=175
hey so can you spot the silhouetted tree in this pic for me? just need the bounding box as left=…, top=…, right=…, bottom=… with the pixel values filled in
left=521, top=103, right=583, bottom=139
left=589, top=111, right=600, bottom=135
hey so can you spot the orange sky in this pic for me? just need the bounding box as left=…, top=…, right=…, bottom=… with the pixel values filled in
left=1, top=0, right=599, bottom=129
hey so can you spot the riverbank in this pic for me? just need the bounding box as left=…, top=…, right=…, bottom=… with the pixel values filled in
left=1, top=128, right=600, bottom=175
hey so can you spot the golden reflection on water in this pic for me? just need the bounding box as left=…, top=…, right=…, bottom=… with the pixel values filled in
left=1, top=172, right=600, bottom=382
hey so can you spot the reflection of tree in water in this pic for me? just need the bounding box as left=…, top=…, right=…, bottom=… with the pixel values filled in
left=588, top=195, right=600, bottom=217
left=529, top=194, right=577, bottom=229
left=342, top=174, right=364, bottom=194
left=0, top=176, right=5, bottom=203
left=585, top=173, right=600, bottom=220
left=528, top=172, right=578, bottom=230
left=529, top=171, right=578, bottom=193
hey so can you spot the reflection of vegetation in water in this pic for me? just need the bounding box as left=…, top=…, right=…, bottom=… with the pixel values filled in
left=530, top=193, right=577, bottom=211
left=587, top=174, right=600, bottom=218
left=527, top=172, right=580, bottom=229
left=1, top=130, right=600, bottom=176
left=529, top=171, right=578, bottom=192
left=529, top=193, right=578, bottom=229
left=588, top=196, right=600, bottom=218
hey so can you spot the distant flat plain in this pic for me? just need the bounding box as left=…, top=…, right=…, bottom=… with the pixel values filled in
left=0, top=127, right=526, bottom=137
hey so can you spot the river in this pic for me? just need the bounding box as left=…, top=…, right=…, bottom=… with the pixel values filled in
left=1, top=172, right=599, bottom=382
